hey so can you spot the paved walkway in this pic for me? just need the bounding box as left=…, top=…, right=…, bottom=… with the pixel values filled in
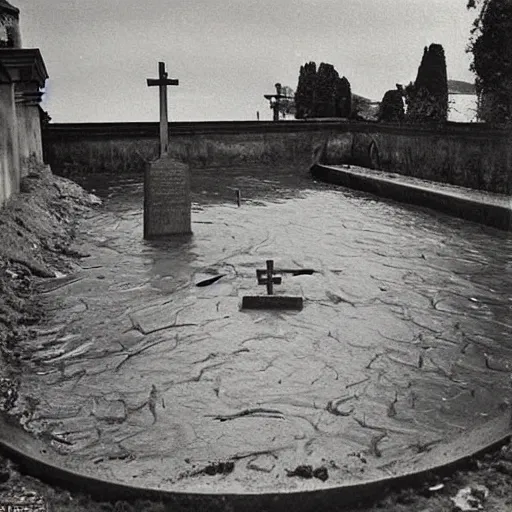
left=7, top=168, right=512, bottom=494
left=312, top=164, right=511, bottom=230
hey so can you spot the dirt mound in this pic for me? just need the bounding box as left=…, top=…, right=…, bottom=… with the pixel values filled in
left=0, top=161, right=100, bottom=386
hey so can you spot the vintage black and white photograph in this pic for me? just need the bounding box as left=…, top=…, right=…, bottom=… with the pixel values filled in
left=0, top=1, right=511, bottom=511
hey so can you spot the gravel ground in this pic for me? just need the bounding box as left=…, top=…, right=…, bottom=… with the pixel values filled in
left=1, top=440, right=512, bottom=511
left=0, top=166, right=511, bottom=511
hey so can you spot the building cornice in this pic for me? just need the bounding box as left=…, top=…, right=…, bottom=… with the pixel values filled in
left=0, top=48, right=48, bottom=87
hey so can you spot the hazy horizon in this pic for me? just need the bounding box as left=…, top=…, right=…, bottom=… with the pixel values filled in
left=16, top=0, right=477, bottom=123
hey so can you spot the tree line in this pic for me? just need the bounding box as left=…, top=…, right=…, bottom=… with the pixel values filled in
left=291, top=44, right=449, bottom=124
left=281, top=0, right=511, bottom=125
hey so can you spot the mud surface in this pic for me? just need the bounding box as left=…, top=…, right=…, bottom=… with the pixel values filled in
left=3, top=166, right=512, bottom=495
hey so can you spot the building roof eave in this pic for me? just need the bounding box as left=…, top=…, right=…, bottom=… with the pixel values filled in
left=0, top=0, right=20, bottom=16
left=0, top=48, right=49, bottom=87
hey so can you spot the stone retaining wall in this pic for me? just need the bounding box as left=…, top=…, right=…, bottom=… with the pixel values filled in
left=43, top=121, right=512, bottom=194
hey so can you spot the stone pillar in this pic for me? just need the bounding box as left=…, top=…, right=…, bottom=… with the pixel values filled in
left=0, top=63, right=19, bottom=208
left=0, top=49, right=49, bottom=175
left=15, top=82, right=44, bottom=172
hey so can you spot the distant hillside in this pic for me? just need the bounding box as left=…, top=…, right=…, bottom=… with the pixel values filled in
left=448, top=80, right=476, bottom=95
left=352, top=94, right=380, bottom=121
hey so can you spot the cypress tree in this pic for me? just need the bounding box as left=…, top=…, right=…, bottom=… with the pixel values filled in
left=470, top=0, right=512, bottom=123
left=336, top=76, right=352, bottom=117
left=295, top=61, right=352, bottom=118
left=313, top=63, right=339, bottom=117
left=294, top=61, right=317, bottom=119
left=379, top=89, right=405, bottom=122
left=406, top=44, right=448, bottom=122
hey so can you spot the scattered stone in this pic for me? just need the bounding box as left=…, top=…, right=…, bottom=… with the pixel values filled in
left=286, top=465, right=314, bottom=479
left=0, top=481, right=48, bottom=512
left=92, top=397, right=127, bottom=423
left=493, top=460, right=512, bottom=476
left=202, top=461, right=235, bottom=476
left=59, top=244, right=91, bottom=258
left=286, top=465, right=329, bottom=481
left=88, top=194, right=102, bottom=205
left=313, top=466, right=329, bottom=481
left=247, top=455, right=276, bottom=473
left=5, top=269, right=18, bottom=279
left=451, top=485, right=489, bottom=511
left=471, top=485, right=489, bottom=502
left=178, top=460, right=237, bottom=480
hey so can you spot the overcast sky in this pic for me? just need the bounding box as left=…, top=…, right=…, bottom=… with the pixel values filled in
left=16, top=0, right=476, bottom=123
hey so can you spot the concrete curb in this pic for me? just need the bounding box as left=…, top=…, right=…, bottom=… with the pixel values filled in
left=0, top=412, right=511, bottom=511
left=311, top=164, right=512, bottom=231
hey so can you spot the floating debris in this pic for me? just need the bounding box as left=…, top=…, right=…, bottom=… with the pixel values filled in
left=196, top=274, right=226, bottom=287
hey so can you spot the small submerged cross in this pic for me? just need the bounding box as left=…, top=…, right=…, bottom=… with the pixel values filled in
left=256, top=260, right=282, bottom=295
left=242, top=260, right=303, bottom=310
left=147, top=62, right=179, bottom=157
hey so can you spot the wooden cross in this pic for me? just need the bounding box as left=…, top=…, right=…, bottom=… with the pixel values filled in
left=147, top=62, right=179, bottom=157
left=256, top=260, right=282, bottom=295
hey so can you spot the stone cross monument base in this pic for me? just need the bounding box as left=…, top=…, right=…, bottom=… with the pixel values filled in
left=144, top=155, right=192, bottom=239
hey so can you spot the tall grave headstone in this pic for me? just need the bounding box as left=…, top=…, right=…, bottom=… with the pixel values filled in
left=144, top=62, right=192, bottom=239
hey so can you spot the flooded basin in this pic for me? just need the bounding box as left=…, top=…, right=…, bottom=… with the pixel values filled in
left=10, top=166, right=512, bottom=494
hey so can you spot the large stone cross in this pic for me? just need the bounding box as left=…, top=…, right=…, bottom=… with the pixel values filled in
left=147, top=62, right=179, bottom=157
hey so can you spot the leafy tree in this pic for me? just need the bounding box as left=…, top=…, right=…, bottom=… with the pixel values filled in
left=406, top=44, right=448, bottom=122
left=468, top=0, right=512, bottom=123
left=378, top=89, right=405, bottom=122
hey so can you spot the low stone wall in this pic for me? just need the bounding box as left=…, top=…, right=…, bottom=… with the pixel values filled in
left=329, top=124, right=512, bottom=194
left=43, top=121, right=340, bottom=175
left=43, top=121, right=512, bottom=194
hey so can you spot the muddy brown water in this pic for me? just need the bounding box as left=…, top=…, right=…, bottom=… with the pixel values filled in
left=9, top=166, right=512, bottom=494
